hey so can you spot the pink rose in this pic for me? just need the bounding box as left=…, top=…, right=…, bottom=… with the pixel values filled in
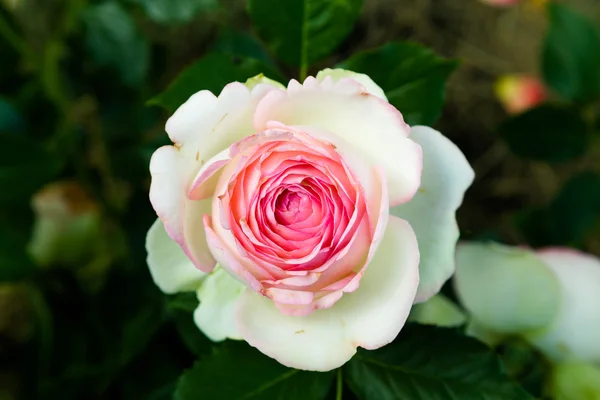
left=146, top=69, right=474, bottom=371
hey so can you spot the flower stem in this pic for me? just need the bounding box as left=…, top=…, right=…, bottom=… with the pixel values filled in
left=299, top=62, right=308, bottom=82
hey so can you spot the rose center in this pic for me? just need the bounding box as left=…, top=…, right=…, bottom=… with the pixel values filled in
left=274, top=188, right=312, bottom=226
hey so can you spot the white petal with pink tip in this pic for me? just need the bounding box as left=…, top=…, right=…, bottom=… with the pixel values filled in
left=235, top=217, right=419, bottom=371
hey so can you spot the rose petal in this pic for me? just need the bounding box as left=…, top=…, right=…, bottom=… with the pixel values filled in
left=391, top=126, right=474, bottom=302
left=150, top=83, right=278, bottom=273
left=165, top=90, right=217, bottom=146
left=149, top=145, right=185, bottom=242
left=526, top=249, right=600, bottom=363
left=194, top=267, right=245, bottom=341
left=454, top=242, right=561, bottom=333
left=316, top=68, right=387, bottom=101
left=203, top=214, right=268, bottom=290
left=145, top=218, right=205, bottom=294
left=234, top=216, right=419, bottom=371
left=253, top=77, right=421, bottom=205
left=188, top=148, right=231, bottom=200
left=149, top=145, right=215, bottom=271
left=166, top=83, right=268, bottom=159
left=182, top=198, right=217, bottom=272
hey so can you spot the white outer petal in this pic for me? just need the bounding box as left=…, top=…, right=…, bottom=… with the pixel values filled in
left=149, top=146, right=215, bottom=272
left=194, top=267, right=244, bottom=341
left=165, top=90, right=217, bottom=146
left=234, top=216, right=419, bottom=371
left=454, top=242, right=561, bottom=333
left=391, top=126, right=474, bottom=302
left=145, top=218, right=205, bottom=294
left=526, top=249, right=600, bottom=363
left=150, top=83, right=277, bottom=272
left=165, top=82, right=279, bottom=160
left=316, top=68, right=387, bottom=100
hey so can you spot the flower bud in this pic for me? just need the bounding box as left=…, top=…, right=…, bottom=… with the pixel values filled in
left=495, top=75, right=547, bottom=114
left=28, top=181, right=102, bottom=268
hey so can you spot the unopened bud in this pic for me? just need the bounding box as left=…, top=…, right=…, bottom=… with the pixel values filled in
left=495, top=75, right=547, bottom=114
left=28, top=181, right=102, bottom=268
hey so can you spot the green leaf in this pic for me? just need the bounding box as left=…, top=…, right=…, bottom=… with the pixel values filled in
left=82, top=2, right=150, bottom=86
left=148, top=53, right=285, bottom=111
left=496, top=339, right=548, bottom=398
left=175, top=341, right=334, bottom=400
left=166, top=292, right=199, bottom=313
left=542, top=3, right=600, bottom=102
left=211, top=29, right=275, bottom=66
left=131, top=0, right=218, bottom=25
left=549, top=171, right=600, bottom=244
left=166, top=292, right=213, bottom=356
left=345, top=324, right=533, bottom=400
left=171, top=308, right=212, bottom=356
left=147, top=383, right=176, bottom=400
left=499, top=105, right=588, bottom=163
left=247, top=0, right=363, bottom=68
left=338, top=41, right=457, bottom=125
left=0, top=134, right=63, bottom=205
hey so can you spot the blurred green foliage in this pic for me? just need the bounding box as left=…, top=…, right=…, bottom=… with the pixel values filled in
left=0, top=0, right=598, bottom=399
left=499, top=2, right=600, bottom=251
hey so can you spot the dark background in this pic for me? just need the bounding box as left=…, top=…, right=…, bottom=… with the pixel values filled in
left=0, top=0, right=599, bottom=398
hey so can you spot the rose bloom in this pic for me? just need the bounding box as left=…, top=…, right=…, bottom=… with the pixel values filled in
left=455, top=242, right=600, bottom=365
left=146, top=69, right=474, bottom=371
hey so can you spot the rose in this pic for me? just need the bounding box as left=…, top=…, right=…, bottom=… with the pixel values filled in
left=146, top=69, right=474, bottom=371
left=454, top=242, right=600, bottom=364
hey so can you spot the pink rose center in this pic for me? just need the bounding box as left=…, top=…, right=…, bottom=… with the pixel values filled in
left=211, top=128, right=377, bottom=314
left=274, top=189, right=312, bottom=225
left=218, top=130, right=370, bottom=274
